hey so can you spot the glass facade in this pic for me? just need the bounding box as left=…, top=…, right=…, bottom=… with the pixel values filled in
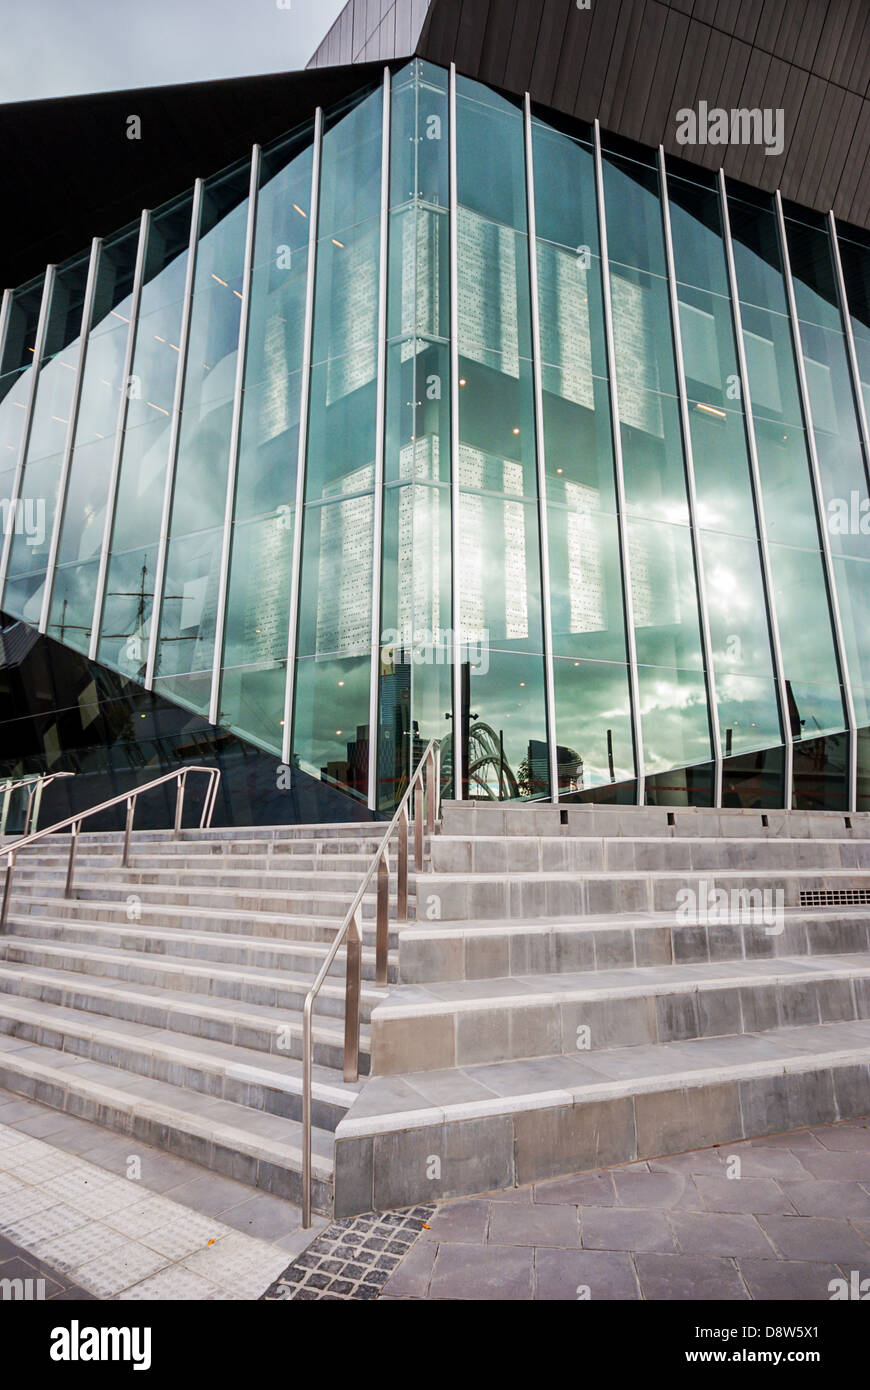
left=3, top=58, right=870, bottom=813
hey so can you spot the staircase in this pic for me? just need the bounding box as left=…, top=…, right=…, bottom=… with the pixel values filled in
left=335, top=801, right=870, bottom=1215
left=0, top=823, right=404, bottom=1216
left=3, top=801, right=870, bottom=1222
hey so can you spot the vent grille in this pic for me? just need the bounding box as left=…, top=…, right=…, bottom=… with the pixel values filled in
left=800, top=889, right=870, bottom=906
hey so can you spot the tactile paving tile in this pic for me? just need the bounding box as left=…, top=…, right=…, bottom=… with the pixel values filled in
left=263, top=1206, right=435, bottom=1301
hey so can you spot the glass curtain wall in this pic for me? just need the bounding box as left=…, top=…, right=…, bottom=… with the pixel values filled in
left=377, top=60, right=452, bottom=808
left=4, top=61, right=870, bottom=813
left=726, top=186, right=848, bottom=808
left=47, top=224, right=140, bottom=653
left=3, top=253, right=90, bottom=624
left=290, top=83, right=384, bottom=803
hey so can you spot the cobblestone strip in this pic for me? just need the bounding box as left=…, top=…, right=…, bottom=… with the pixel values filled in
left=263, top=1206, right=435, bottom=1300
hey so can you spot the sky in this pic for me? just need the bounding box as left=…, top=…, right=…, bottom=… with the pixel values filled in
left=0, top=0, right=348, bottom=103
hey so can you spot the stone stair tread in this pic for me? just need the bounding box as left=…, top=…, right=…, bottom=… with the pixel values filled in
left=338, top=1017, right=870, bottom=1137
left=375, top=953, right=870, bottom=1014
left=0, top=1039, right=335, bottom=1173
left=423, top=867, right=870, bottom=880
left=400, top=906, right=870, bottom=932
left=0, top=960, right=372, bottom=1044
left=12, top=893, right=400, bottom=934
left=0, top=993, right=359, bottom=1101
left=5, top=913, right=396, bottom=967
left=0, top=929, right=390, bottom=1002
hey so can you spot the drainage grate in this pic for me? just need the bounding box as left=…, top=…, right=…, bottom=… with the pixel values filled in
left=262, top=1205, right=434, bottom=1301
left=800, top=889, right=870, bottom=907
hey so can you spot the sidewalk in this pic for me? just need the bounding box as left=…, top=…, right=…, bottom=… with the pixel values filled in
left=375, top=1118, right=870, bottom=1300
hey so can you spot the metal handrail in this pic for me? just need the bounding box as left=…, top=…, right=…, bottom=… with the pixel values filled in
left=301, top=739, right=441, bottom=1227
left=0, top=765, right=221, bottom=930
left=0, top=771, right=75, bottom=837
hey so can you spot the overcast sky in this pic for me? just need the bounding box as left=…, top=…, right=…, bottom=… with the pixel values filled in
left=0, top=0, right=348, bottom=103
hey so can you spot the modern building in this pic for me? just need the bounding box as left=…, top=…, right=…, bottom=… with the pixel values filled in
left=2, top=0, right=870, bottom=826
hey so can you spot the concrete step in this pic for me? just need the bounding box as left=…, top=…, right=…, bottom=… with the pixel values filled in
left=439, top=803, right=870, bottom=840
left=0, top=961, right=371, bottom=1071
left=430, top=833, right=870, bottom=874
left=370, top=955, right=870, bottom=1073
left=3, top=913, right=399, bottom=985
left=423, top=867, right=870, bottom=920
left=397, top=910, right=870, bottom=982
left=333, top=1017, right=870, bottom=1215
left=0, top=1036, right=336, bottom=1213
left=9, top=894, right=403, bottom=950
left=0, top=995, right=359, bottom=1130
left=6, top=877, right=416, bottom=920
left=0, top=932, right=389, bottom=1023
left=12, top=850, right=408, bottom=876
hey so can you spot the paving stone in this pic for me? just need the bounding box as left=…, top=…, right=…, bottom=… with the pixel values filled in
left=778, top=1179, right=870, bottom=1217
left=533, top=1172, right=617, bottom=1207
left=580, top=1207, right=676, bottom=1253
left=810, top=1124, right=870, bottom=1152
left=488, top=1202, right=580, bottom=1248
left=533, top=1248, right=640, bottom=1300
left=611, top=1170, right=702, bottom=1210
left=669, top=1211, right=775, bottom=1258
left=634, top=1252, right=750, bottom=1300
left=428, top=1243, right=533, bottom=1300
left=738, top=1258, right=845, bottom=1301
left=418, top=1198, right=490, bottom=1244
left=693, top=1176, right=796, bottom=1215
left=758, top=1214, right=870, bottom=1263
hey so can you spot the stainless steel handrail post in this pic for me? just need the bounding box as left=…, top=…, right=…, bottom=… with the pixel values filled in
left=376, top=852, right=389, bottom=987
left=174, top=771, right=187, bottom=838
left=414, top=780, right=424, bottom=872
left=65, top=822, right=80, bottom=898
left=1, top=852, right=15, bottom=931
left=122, top=796, right=136, bottom=868
left=397, top=805, right=409, bottom=922
left=343, top=908, right=363, bottom=1084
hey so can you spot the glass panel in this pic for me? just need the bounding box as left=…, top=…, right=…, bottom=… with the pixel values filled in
left=457, top=492, right=543, bottom=655
left=99, top=191, right=194, bottom=665
left=98, top=545, right=157, bottom=680
left=217, top=511, right=292, bottom=754
left=637, top=665, right=712, bottom=776
left=49, top=226, right=140, bottom=642
left=602, top=153, right=666, bottom=277
left=46, top=559, right=100, bottom=653
left=537, top=241, right=607, bottom=382
left=319, top=87, right=383, bottom=236
left=627, top=519, right=706, bottom=672
left=531, top=122, right=599, bottom=258
left=610, top=267, right=676, bottom=397
left=377, top=482, right=452, bottom=809
left=292, top=653, right=371, bottom=803
left=722, top=746, right=785, bottom=809
left=727, top=195, right=788, bottom=315
left=553, top=656, right=635, bottom=792
left=667, top=177, right=731, bottom=297
left=385, top=339, right=450, bottom=486
left=4, top=255, right=90, bottom=606
left=547, top=506, right=626, bottom=663
left=0, top=277, right=48, bottom=491
left=792, top=731, right=848, bottom=810
left=460, top=648, right=549, bottom=800
left=458, top=351, right=537, bottom=499
left=646, top=761, right=715, bottom=807
left=387, top=203, right=449, bottom=342
left=456, top=80, right=526, bottom=232
left=619, top=386, right=688, bottom=525
left=152, top=526, right=223, bottom=706
left=767, top=542, right=842, bottom=714
left=541, top=368, right=616, bottom=511
left=457, top=212, right=531, bottom=362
